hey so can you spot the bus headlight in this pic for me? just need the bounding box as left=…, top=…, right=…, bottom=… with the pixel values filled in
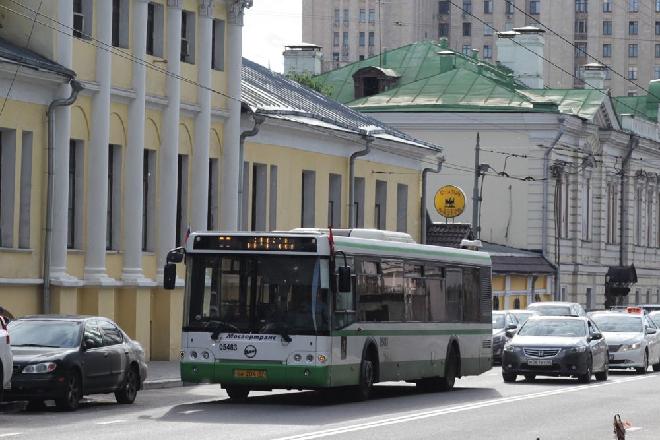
left=318, top=354, right=327, bottom=363
left=180, top=351, right=185, bottom=359
left=294, top=353, right=302, bottom=362
left=306, top=354, right=314, bottom=363
left=202, top=351, right=210, bottom=360
left=191, top=351, right=198, bottom=359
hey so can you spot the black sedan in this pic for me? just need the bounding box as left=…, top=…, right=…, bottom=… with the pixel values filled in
left=5, top=315, right=147, bottom=411
left=501, top=315, right=609, bottom=383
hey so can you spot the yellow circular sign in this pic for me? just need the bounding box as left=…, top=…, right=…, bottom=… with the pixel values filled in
left=434, top=185, right=466, bottom=218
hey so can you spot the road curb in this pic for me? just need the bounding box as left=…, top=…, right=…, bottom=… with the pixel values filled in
left=143, top=379, right=182, bottom=390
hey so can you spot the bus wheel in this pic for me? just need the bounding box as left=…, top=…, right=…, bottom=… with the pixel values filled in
left=438, top=347, right=459, bottom=391
left=225, top=386, right=250, bottom=402
left=351, top=358, right=375, bottom=401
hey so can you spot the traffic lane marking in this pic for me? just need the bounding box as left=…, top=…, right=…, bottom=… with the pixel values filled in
left=95, top=420, right=126, bottom=425
left=0, top=434, right=21, bottom=438
left=271, top=374, right=655, bottom=440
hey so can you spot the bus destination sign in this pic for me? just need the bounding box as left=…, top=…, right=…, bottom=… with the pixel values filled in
left=192, top=235, right=318, bottom=252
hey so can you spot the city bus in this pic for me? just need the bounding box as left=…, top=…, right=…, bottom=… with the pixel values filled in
left=164, top=228, right=493, bottom=401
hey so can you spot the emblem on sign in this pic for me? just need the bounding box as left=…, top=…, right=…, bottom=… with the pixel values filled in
left=434, top=185, right=466, bottom=218
left=244, top=345, right=257, bottom=358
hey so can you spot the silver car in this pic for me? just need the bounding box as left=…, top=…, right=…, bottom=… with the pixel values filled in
left=527, top=301, right=586, bottom=317
left=590, top=311, right=660, bottom=373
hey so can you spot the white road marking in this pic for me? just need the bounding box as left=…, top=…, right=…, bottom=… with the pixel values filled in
left=272, top=375, right=653, bottom=440
left=0, top=434, right=22, bottom=438
left=627, top=427, right=642, bottom=432
left=96, top=420, right=126, bottom=425
left=180, top=409, right=203, bottom=415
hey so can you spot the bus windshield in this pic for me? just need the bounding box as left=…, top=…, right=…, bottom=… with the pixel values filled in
left=184, top=254, right=329, bottom=336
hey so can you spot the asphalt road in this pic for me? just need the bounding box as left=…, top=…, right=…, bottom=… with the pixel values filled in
left=1, top=368, right=658, bottom=440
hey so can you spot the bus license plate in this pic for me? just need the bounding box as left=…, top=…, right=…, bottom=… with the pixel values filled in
left=527, top=359, right=552, bottom=366
left=234, top=369, right=267, bottom=379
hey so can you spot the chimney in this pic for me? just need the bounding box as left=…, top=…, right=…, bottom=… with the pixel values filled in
left=496, top=26, right=545, bottom=88
left=282, top=43, right=323, bottom=75
left=582, top=63, right=606, bottom=90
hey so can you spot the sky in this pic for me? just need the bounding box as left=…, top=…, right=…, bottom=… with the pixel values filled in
left=242, top=0, right=303, bottom=73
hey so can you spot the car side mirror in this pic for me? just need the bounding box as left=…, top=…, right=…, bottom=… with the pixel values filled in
left=506, top=323, right=518, bottom=330
left=163, top=263, right=177, bottom=290
left=590, top=332, right=603, bottom=341
left=338, top=266, right=351, bottom=292
left=646, top=327, right=657, bottom=335
left=505, top=329, right=516, bottom=338
left=82, top=338, right=97, bottom=350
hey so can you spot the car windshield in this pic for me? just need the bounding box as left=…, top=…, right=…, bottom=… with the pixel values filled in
left=8, top=320, right=82, bottom=348
left=527, top=305, right=572, bottom=316
left=512, top=312, right=535, bottom=324
left=184, top=254, right=329, bottom=336
left=492, top=314, right=506, bottom=329
left=518, top=319, right=586, bottom=337
left=650, top=313, right=660, bottom=328
left=591, top=315, right=642, bottom=332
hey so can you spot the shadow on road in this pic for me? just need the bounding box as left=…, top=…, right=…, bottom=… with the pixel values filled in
left=145, top=384, right=502, bottom=426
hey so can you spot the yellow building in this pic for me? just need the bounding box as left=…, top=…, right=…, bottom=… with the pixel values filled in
left=0, top=1, right=442, bottom=359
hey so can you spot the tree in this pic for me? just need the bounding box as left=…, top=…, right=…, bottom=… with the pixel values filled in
left=286, top=72, right=333, bottom=96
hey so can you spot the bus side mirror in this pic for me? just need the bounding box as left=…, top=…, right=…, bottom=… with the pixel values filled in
left=163, top=263, right=177, bottom=290
left=338, top=266, right=351, bottom=292
left=167, top=249, right=184, bottom=263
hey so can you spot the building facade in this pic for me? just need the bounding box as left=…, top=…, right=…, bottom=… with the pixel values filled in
left=303, top=0, right=660, bottom=96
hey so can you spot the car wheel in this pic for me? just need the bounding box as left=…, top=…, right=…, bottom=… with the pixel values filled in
left=225, top=385, right=250, bottom=402
left=438, top=347, right=459, bottom=391
left=502, top=372, right=517, bottom=383
left=578, top=360, right=592, bottom=384
left=595, top=360, right=609, bottom=381
left=635, top=352, right=648, bottom=374
left=524, top=374, right=535, bottom=382
left=115, top=366, right=139, bottom=404
left=55, top=370, right=82, bottom=411
left=652, top=362, right=660, bottom=372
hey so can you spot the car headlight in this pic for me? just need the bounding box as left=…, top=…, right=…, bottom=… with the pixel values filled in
left=621, top=342, right=641, bottom=351
left=503, top=344, right=516, bottom=352
left=22, top=362, right=57, bottom=374
left=566, top=345, right=588, bottom=353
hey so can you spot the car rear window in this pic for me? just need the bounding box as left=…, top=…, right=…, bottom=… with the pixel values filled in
left=518, top=319, right=586, bottom=337
left=9, top=320, right=82, bottom=348
left=527, top=305, right=572, bottom=316
left=591, top=315, right=642, bottom=333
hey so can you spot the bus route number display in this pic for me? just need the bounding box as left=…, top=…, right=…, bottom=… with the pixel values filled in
left=434, top=185, right=466, bottom=219
left=193, top=235, right=318, bottom=252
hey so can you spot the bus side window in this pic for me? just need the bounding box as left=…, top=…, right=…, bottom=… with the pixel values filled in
left=426, top=265, right=446, bottom=322
left=357, top=259, right=384, bottom=322
left=334, top=257, right=357, bottom=329
left=462, top=267, right=481, bottom=322
left=404, top=263, right=426, bottom=322
left=445, top=268, right=463, bottom=322
left=381, top=259, right=405, bottom=322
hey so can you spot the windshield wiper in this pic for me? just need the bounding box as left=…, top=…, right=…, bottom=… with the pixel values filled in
left=261, top=322, right=292, bottom=343
left=13, top=344, right=63, bottom=348
left=208, top=321, right=240, bottom=340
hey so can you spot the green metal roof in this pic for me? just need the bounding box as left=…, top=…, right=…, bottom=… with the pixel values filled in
left=612, top=95, right=657, bottom=122
left=520, top=89, right=607, bottom=120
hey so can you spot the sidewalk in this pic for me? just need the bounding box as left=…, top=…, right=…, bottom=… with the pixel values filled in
left=143, top=361, right=183, bottom=390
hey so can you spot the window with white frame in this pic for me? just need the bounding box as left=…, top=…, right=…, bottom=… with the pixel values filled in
left=484, top=22, right=494, bottom=36
left=607, top=182, right=618, bottom=244
left=176, top=154, right=189, bottom=246
left=269, top=165, right=277, bottom=230
left=575, top=20, right=587, bottom=34
left=212, top=19, right=225, bottom=70
left=68, top=140, right=84, bottom=249
left=505, top=0, right=515, bottom=14
left=648, top=189, right=654, bottom=246
left=483, top=44, right=492, bottom=59
left=635, top=186, right=643, bottom=245
left=241, top=161, right=249, bottom=230
left=581, top=176, right=592, bottom=240
left=354, top=177, right=365, bottom=227
left=629, top=0, right=639, bottom=12
left=181, top=10, right=196, bottom=64
left=207, top=158, right=218, bottom=230
left=629, top=21, right=638, bottom=35
left=368, top=8, right=375, bottom=23
left=359, top=32, right=365, bottom=47
left=107, top=144, right=122, bottom=251
left=328, top=173, right=342, bottom=228
left=654, top=66, right=660, bottom=80
left=375, top=180, right=387, bottom=230
left=73, top=0, right=93, bottom=39
left=575, top=0, right=587, bottom=12
left=529, top=0, right=540, bottom=14
left=146, top=2, right=164, bottom=57
left=628, top=44, right=638, bottom=58
left=396, top=183, right=408, bottom=232
left=0, top=130, right=16, bottom=248
left=301, top=170, right=316, bottom=227
left=333, top=32, right=339, bottom=47
left=142, top=149, right=156, bottom=252
left=111, top=0, right=129, bottom=48
left=19, top=131, right=32, bottom=249
left=602, top=20, right=611, bottom=35
left=628, top=66, right=638, bottom=80
left=484, top=0, right=493, bottom=14
left=603, top=0, right=612, bottom=12
left=560, top=173, right=570, bottom=238
left=360, top=8, right=366, bottom=22
left=657, top=0, right=660, bottom=12
left=251, top=163, right=268, bottom=231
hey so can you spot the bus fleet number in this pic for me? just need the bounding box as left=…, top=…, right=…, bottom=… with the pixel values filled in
left=218, top=343, right=238, bottom=351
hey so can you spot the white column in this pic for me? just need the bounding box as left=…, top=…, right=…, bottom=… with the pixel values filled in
left=50, top=0, right=76, bottom=282
left=191, top=0, right=214, bottom=232
left=84, top=0, right=114, bottom=284
left=220, top=0, right=251, bottom=230
left=122, top=0, right=153, bottom=285
left=157, top=0, right=183, bottom=274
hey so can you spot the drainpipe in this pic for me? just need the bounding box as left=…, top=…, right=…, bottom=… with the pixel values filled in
left=349, top=135, right=373, bottom=228
left=421, top=155, right=444, bottom=244
left=43, top=79, right=83, bottom=314
left=541, top=122, right=564, bottom=299
left=619, top=135, right=638, bottom=266
left=237, top=111, right=265, bottom=229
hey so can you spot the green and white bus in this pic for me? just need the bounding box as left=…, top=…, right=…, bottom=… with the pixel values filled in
left=164, top=228, right=493, bottom=401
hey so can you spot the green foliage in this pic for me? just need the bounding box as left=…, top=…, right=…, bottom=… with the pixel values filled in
left=286, top=72, right=333, bottom=96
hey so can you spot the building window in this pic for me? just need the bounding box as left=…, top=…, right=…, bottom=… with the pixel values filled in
left=635, top=187, right=643, bottom=245
left=181, top=10, right=196, bottom=64
left=375, top=180, right=387, bottom=230
left=603, top=0, right=612, bottom=12
left=142, top=149, right=156, bottom=252
left=581, top=177, right=591, bottom=240
left=343, top=32, right=349, bottom=47
left=628, top=66, right=638, bottom=80
left=111, top=0, right=129, bottom=48
left=657, top=0, right=660, bottom=12
left=575, top=42, right=587, bottom=57
left=484, top=22, right=494, bottom=35
left=396, top=183, right=408, bottom=232
left=269, top=165, right=278, bottom=230
left=176, top=154, right=189, bottom=247
left=328, top=173, right=342, bottom=228
left=575, top=20, right=587, bottom=34
left=529, top=0, right=540, bottom=15
left=68, top=140, right=84, bottom=249
left=628, top=44, right=638, bottom=58
left=604, top=67, right=611, bottom=79
left=212, top=19, right=225, bottom=70
left=333, top=52, right=339, bottom=62
left=483, top=44, right=492, bottom=58
left=368, top=32, right=375, bottom=47
left=462, top=44, right=472, bottom=55
left=484, top=0, right=493, bottom=14
left=0, top=131, right=15, bottom=248
left=559, top=173, right=570, bottom=238
left=334, top=8, right=340, bottom=26
left=439, top=1, right=450, bottom=14
left=146, top=2, right=164, bottom=57
left=73, top=0, right=93, bottom=39
left=439, top=23, right=449, bottom=37
left=368, top=8, right=376, bottom=24
left=656, top=21, right=660, bottom=36
left=629, top=21, right=638, bottom=35
left=18, top=131, right=32, bottom=249
left=343, top=8, right=349, bottom=25
left=575, top=0, right=587, bottom=12
left=655, top=66, right=660, bottom=79
left=505, top=0, right=515, bottom=14
left=647, top=190, right=654, bottom=246
left=207, top=159, right=218, bottom=230
left=241, top=161, right=249, bottom=230
left=359, top=32, right=365, bottom=47
left=463, top=22, right=472, bottom=36
left=107, top=145, right=121, bottom=251
left=603, top=44, right=612, bottom=57
left=602, top=20, right=612, bottom=35
left=333, top=32, right=339, bottom=47
left=359, top=8, right=366, bottom=22
left=251, top=164, right=267, bottom=231
left=629, top=0, right=639, bottom=12
left=607, top=183, right=617, bottom=244
left=463, top=0, right=472, bottom=14
left=301, top=170, right=316, bottom=227
left=354, top=177, right=365, bottom=228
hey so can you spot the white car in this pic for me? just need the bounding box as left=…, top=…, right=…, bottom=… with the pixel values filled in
left=0, top=316, right=12, bottom=400
left=590, top=310, right=660, bottom=373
